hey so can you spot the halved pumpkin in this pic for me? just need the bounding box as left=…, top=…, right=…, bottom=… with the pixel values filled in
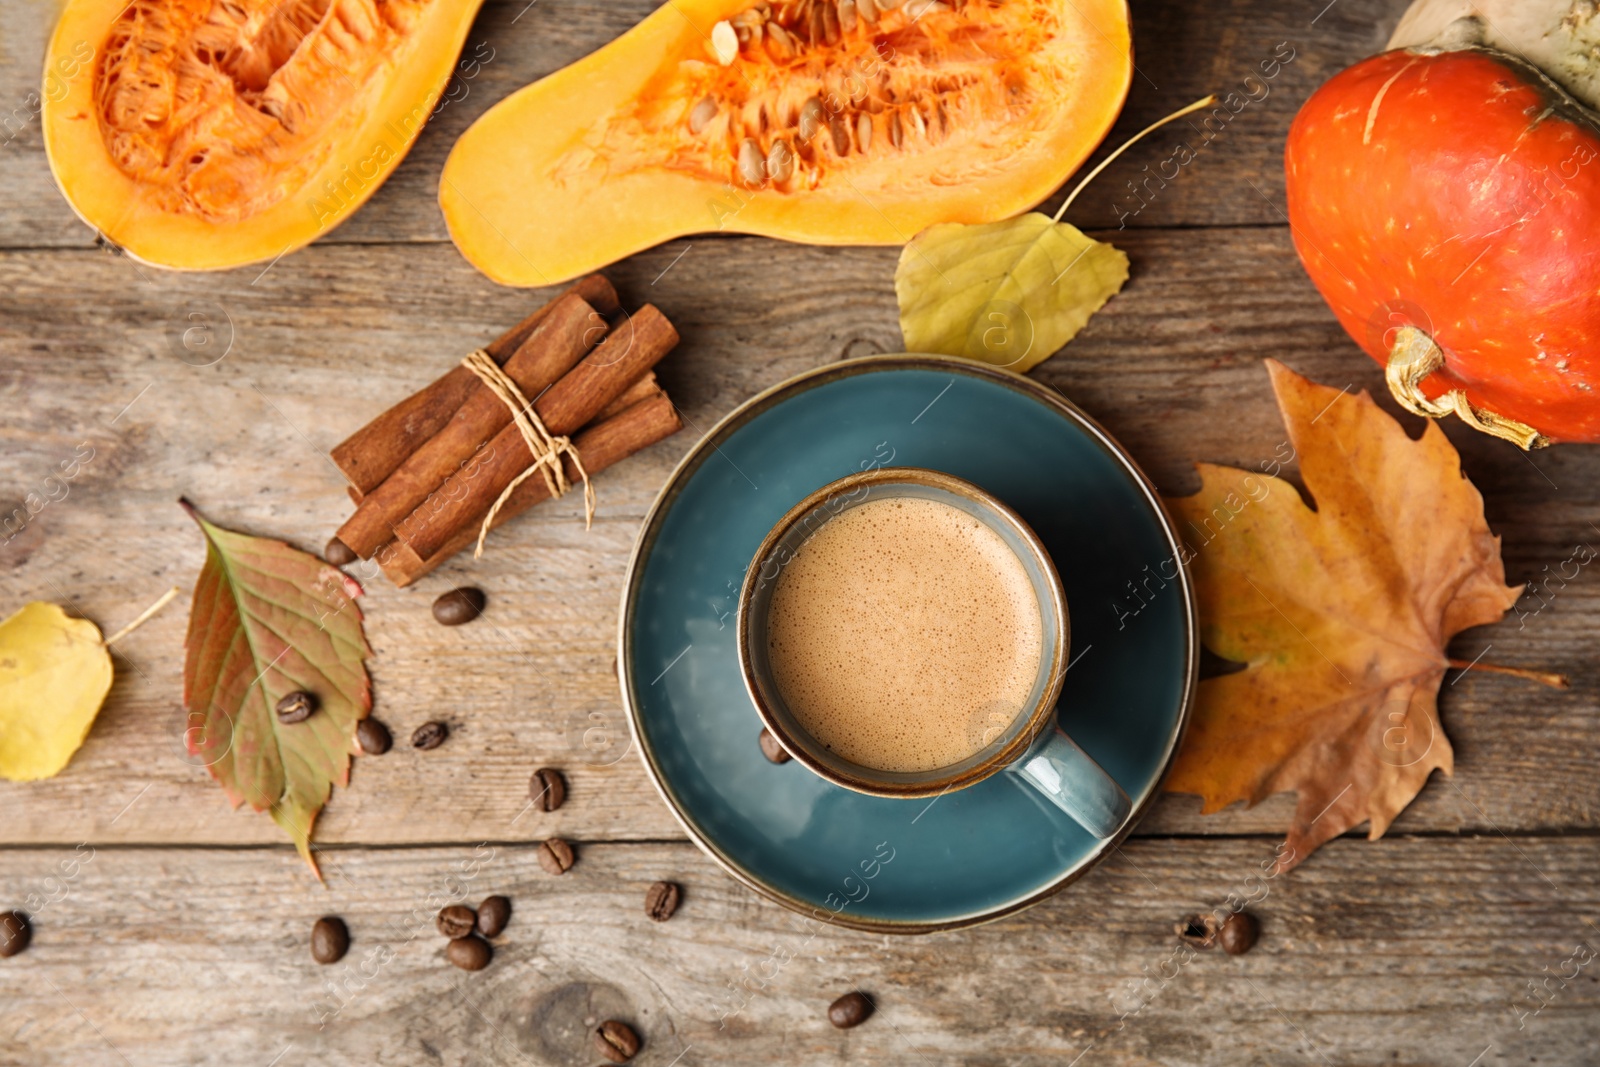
left=42, top=0, right=483, bottom=270
left=441, top=0, right=1133, bottom=286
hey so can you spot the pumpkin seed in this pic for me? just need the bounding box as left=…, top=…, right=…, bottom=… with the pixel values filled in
left=838, top=0, right=857, bottom=32
left=857, top=0, right=879, bottom=21
left=855, top=112, right=873, bottom=151
left=821, top=0, right=840, bottom=43
left=711, top=20, right=739, bottom=65
left=829, top=114, right=851, bottom=154
left=904, top=0, right=948, bottom=15
left=767, top=138, right=794, bottom=182
left=888, top=111, right=903, bottom=148
left=689, top=96, right=717, bottom=133
left=766, top=22, right=795, bottom=58
left=738, top=137, right=767, bottom=185
left=910, top=105, right=927, bottom=139
left=798, top=96, right=824, bottom=142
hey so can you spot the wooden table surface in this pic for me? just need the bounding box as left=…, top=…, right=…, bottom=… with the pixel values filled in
left=3, top=0, right=1598, bottom=1063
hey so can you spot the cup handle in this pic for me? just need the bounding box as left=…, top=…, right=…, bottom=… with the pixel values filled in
left=1005, top=718, right=1132, bottom=839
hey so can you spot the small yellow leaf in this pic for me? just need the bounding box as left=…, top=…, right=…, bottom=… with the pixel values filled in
left=0, top=602, right=114, bottom=781
left=896, top=214, right=1128, bottom=373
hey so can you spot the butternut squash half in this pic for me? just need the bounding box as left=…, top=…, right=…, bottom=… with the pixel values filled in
left=42, top=0, right=484, bottom=270
left=441, top=0, right=1132, bottom=286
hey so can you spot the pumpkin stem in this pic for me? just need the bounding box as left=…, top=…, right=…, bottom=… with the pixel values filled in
left=102, top=586, right=180, bottom=648
left=1054, top=95, right=1220, bottom=222
left=1386, top=326, right=1550, bottom=450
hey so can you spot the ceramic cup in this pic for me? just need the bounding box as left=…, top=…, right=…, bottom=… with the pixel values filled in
left=737, top=467, right=1133, bottom=839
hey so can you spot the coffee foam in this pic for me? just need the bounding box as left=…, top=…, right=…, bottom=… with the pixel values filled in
left=765, top=496, right=1044, bottom=773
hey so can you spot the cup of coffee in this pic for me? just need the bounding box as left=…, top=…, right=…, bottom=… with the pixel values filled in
left=737, top=467, right=1132, bottom=839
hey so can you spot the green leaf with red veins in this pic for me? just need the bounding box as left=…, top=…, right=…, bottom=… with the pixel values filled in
left=180, top=501, right=370, bottom=878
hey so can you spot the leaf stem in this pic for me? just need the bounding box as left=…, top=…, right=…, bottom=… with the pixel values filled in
left=103, top=587, right=180, bottom=647
left=1054, top=95, right=1221, bottom=222
left=1447, top=658, right=1569, bottom=689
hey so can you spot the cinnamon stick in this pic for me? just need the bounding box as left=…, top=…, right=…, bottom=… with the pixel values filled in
left=330, top=275, right=618, bottom=494
left=378, top=392, right=682, bottom=586
left=595, top=371, right=659, bottom=422
left=336, top=292, right=605, bottom=558
left=390, top=306, right=680, bottom=561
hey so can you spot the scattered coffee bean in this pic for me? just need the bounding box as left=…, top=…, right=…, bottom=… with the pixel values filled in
left=446, top=934, right=492, bottom=971
left=1219, top=911, right=1260, bottom=956
left=827, top=990, right=874, bottom=1029
left=324, top=537, right=358, bottom=566
left=356, top=717, right=392, bottom=755
left=644, top=881, right=681, bottom=922
left=530, top=767, right=566, bottom=812
left=1176, top=913, right=1219, bottom=949
left=412, top=721, right=449, bottom=750
left=436, top=904, right=477, bottom=940
left=593, top=1020, right=641, bottom=1063
left=537, top=837, right=575, bottom=875
left=310, top=916, right=349, bottom=965
left=0, top=911, right=31, bottom=958
left=758, top=727, right=791, bottom=764
left=275, top=691, right=317, bottom=724
left=432, top=586, right=486, bottom=626
left=476, top=895, right=511, bottom=938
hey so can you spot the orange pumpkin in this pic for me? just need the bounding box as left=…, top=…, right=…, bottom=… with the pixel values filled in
left=1286, top=38, right=1600, bottom=445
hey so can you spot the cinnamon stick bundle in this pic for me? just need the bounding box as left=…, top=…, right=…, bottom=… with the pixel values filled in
left=389, top=305, right=679, bottom=562
left=330, top=275, right=618, bottom=494
left=329, top=277, right=683, bottom=583
left=377, top=390, right=682, bottom=586
left=335, top=291, right=604, bottom=559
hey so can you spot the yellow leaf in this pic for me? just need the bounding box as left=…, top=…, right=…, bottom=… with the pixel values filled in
left=895, top=214, right=1128, bottom=373
left=0, top=602, right=113, bottom=781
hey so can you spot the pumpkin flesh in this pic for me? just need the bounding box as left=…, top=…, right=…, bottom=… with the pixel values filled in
left=43, top=0, right=482, bottom=269
left=441, top=0, right=1133, bottom=286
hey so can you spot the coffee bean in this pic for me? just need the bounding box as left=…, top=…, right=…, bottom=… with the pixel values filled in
left=1219, top=911, right=1259, bottom=956
left=644, top=881, right=681, bottom=922
left=827, top=990, right=874, bottom=1029
left=446, top=934, right=492, bottom=971
left=0, top=911, right=31, bottom=958
left=758, top=727, right=791, bottom=764
left=476, top=895, right=511, bottom=938
left=275, top=691, right=317, bottom=724
left=436, top=904, right=476, bottom=940
left=537, top=837, right=575, bottom=875
left=432, top=586, right=486, bottom=626
left=1176, top=913, right=1219, bottom=949
left=356, top=717, right=392, bottom=755
left=530, top=767, right=566, bottom=812
left=593, top=1020, right=640, bottom=1062
left=310, top=916, right=349, bottom=965
left=324, top=537, right=358, bottom=566
left=412, top=721, right=448, bottom=750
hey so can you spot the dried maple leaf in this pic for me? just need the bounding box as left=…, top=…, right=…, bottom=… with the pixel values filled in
left=181, top=501, right=371, bottom=878
left=1164, top=360, right=1540, bottom=870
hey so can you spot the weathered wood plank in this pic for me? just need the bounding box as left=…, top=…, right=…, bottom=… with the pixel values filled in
left=0, top=232, right=1594, bottom=848
left=1, top=837, right=1596, bottom=1065
left=0, top=0, right=1407, bottom=251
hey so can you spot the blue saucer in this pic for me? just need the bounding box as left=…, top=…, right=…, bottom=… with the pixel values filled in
left=620, top=356, right=1197, bottom=932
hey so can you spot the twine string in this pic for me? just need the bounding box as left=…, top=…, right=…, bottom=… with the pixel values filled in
left=461, top=349, right=595, bottom=559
